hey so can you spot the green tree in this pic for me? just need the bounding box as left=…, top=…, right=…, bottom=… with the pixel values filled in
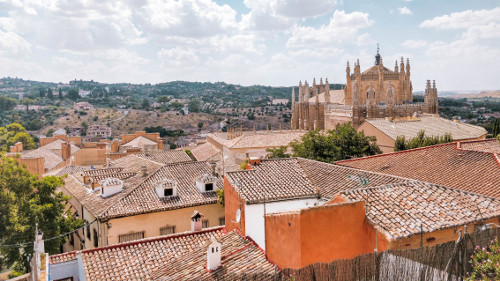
left=38, top=88, right=45, bottom=98
left=0, top=123, right=36, bottom=151
left=170, top=101, right=184, bottom=111
left=394, top=130, right=453, bottom=151
left=81, top=122, right=88, bottom=136
left=157, top=95, right=171, bottom=104
left=0, top=96, right=17, bottom=111
left=197, top=122, right=203, bottom=131
left=0, top=154, right=83, bottom=274
left=67, top=88, right=79, bottom=100
left=188, top=98, right=202, bottom=113
left=46, top=128, right=55, bottom=137
left=58, top=88, right=63, bottom=99
left=141, top=98, right=149, bottom=109
left=266, top=146, right=290, bottom=158
left=492, top=118, right=500, bottom=139
left=47, top=88, right=54, bottom=99
left=290, top=123, right=381, bottom=163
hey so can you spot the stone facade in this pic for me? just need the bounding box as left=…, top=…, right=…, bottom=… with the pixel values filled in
left=291, top=49, right=439, bottom=129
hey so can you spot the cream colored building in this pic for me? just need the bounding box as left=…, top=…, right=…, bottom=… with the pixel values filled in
left=357, top=114, right=487, bottom=153
left=60, top=154, right=224, bottom=251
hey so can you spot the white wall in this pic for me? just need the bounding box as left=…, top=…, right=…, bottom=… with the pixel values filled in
left=49, top=259, right=79, bottom=281
left=244, top=198, right=321, bottom=250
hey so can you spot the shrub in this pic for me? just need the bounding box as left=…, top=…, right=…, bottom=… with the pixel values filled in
left=466, top=237, right=500, bottom=280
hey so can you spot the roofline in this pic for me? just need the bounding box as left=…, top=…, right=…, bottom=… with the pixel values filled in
left=82, top=226, right=226, bottom=255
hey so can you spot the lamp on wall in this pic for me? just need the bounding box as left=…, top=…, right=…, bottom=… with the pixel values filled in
left=107, top=222, right=112, bottom=229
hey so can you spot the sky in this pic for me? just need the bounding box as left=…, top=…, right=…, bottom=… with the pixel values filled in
left=0, top=0, right=499, bottom=91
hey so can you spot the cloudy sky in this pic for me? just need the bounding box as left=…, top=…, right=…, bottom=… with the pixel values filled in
left=0, top=0, right=499, bottom=91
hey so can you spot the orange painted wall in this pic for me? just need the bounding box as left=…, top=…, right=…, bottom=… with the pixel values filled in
left=40, top=136, right=82, bottom=147
left=265, top=201, right=388, bottom=269
left=15, top=157, right=45, bottom=177
left=73, top=148, right=107, bottom=166
left=224, top=177, right=245, bottom=235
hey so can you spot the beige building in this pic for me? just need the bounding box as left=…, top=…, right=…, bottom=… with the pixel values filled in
left=60, top=154, right=224, bottom=252
left=358, top=114, right=487, bottom=153
left=291, top=48, right=439, bottom=129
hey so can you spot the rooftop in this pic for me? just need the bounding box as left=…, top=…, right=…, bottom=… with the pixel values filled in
left=225, top=158, right=406, bottom=204
left=208, top=130, right=305, bottom=149
left=17, top=139, right=80, bottom=170
left=121, top=135, right=158, bottom=150
left=189, top=142, right=221, bottom=162
left=134, top=150, right=192, bottom=164
left=336, top=139, right=500, bottom=199
left=340, top=181, right=500, bottom=239
left=49, top=227, right=276, bottom=280
left=361, top=115, right=487, bottom=141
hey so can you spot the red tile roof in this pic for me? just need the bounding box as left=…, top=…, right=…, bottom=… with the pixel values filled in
left=340, top=181, right=500, bottom=239
left=225, top=158, right=406, bottom=204
left=336, top=140, right=500, bottom=198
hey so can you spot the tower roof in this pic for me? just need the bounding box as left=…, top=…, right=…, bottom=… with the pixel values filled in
left=374, top=43, right=381, bottom=65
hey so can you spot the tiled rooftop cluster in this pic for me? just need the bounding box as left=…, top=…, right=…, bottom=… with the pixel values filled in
left=226, top=158, right=406, bottom=204
left=120, top=136, right=158, bottom=152
left=340, top=181, right=500, bottom=239
left=336, top=140, right=500, bottom=198
left=208, top=131, right=305, bottom=149
left=364, top=115, right=487, bottom=140
left=189, top=142, right=220, bottom=161
left=44, top=165, right=87, bottom=177
left=18, top=139, right=80, bottom=170
left=49, top=227, right=276, bottom=280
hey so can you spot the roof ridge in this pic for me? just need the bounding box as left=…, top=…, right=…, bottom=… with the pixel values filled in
left=82, top=226, right=225, bottom=255
left=336, top=141, right=458, bottom=164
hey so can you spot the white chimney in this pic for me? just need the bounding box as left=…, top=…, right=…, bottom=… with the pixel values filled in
left=206, top=236, right=221, bottom=271
left=191, top=210, right=204, bottom=232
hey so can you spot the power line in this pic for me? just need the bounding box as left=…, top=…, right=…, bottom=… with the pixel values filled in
left=0, top=219, right=97, bottom=248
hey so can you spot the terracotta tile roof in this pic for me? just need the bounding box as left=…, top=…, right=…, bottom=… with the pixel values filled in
left=134, top=150, right=192, bottom=164
left=49, top=227, right=276, bottom=280
left=336, top=140, right=500, bottom=198
left=18, top=139, right=80, bottom=171
left=61, top=155, right=164, bottom=218
left=150, top=230, right=277, bottom=280
left=49, top=251, right=77, bottom=265
left=226, top=158, right=405, bottom=204
left=208, top=131, right=305, bottom=149
left=100, top=161, right=222, bottom=220
left=459, top=138, right=500, bottom=154
left=121, top=136, right=157, bottom=150
left=43, top=165, right=87, bottom=177
left=88, top=172, right=137, bottom=183
left=362, top=115, right=487, bottom=140
left=190, top=142, right=221, bottom=161
left=340, top=181, right=500, bottom=239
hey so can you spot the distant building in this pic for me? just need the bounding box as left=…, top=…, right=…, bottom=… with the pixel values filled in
left=358, top=114, right=487, bottom=152
left=86, top=124, right=111, bottom=139
left=150, top=102, right=161, bottom=108
left=78, top=89, right=91, bottom=97
left=182, top=106, right=189, bottom=114
left=73, top=102, right=94, bottom=111
left=271, top=98, right=289, bottom=105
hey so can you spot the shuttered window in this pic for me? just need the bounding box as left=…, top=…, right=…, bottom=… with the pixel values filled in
left=118, top=231, right=145, bottom=243
left=160, top=225, right=175, bottom=235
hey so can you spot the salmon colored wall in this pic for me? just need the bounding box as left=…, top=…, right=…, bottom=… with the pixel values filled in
left=107, top=203, right=224, bottom=246
left=265, top=201, right=386, bottom=269
left=265, top=212, right=302, bottom=269
left=121, top=131, right=159, bottom=144
left=358, top=122, right=396, bottom=153
left=40, top=136, right=82, bottom=147
left=15, top=156, right=45, bottom=177
left=73, top=148, right=107, bottom=166
left=224, top=177, right=245, bottom=235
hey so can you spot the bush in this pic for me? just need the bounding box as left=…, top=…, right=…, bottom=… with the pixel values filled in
left=466, top=237, right=500, bottom=280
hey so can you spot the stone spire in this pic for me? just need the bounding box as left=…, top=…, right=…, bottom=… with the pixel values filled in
left=298, top=81, right=303, bottom=103
left=375, top=43, right=381, bottom=65
left=394, top=60, right=398, bottom=73
left=325, top=78, right=330, bottom=104
left=406, top=58, right=411, bottom=76
left=291, top=87, right=295, bottom=107
left=400, top=57, right=405, bottom=75
left=320, top=77, right=323, bottom=85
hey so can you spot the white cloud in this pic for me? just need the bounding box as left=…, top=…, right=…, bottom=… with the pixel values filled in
left=398, top=7, right=412, bottom=15
left=0, top=30, right=31, bottom=56
left=286, top=10, right=373, bottom=48
left=356, top=33, right=375, bottom=46
left=402, top=39, right=427, bottom=48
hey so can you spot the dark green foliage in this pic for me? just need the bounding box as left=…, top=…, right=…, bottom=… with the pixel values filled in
left=492, top=118, right=500, bottom=139
left=216, top=188, right=224, bottom=207
left=188, top=98, right=202, bottom=113
left=266, top=146, right=290, bottom=158
left=290, top=123, right=381, bottom=163
left=394, top=130, right=453, bottom=151
left=0, top=154, right=83, bottom=273
left=67, top=88, right=80, bottom=100
left=0, top=96, right=17, bottom=111
left=145, top=126, right=184, bottom=137
left=0, top=123, right=36, bottom=151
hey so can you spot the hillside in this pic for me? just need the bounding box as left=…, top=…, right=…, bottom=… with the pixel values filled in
left=447, top=90, right=500, bottom=99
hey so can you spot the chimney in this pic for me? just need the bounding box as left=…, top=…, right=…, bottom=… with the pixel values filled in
left=111, top=140, right=120, bottom=153
left=157, top=137, right=164, bottom=150
left=106, top=157, right=111, bottom=167
left=209, top=161, right=216, bottom=176
left=15, top=142, right=23, bottom=152
left=61, top=142, right=71, bottom=160
left=141, top=165, right=147, bottom=177
left=206, top=236, right=221, bottom=271
left=191, top=210, right=204, bottom=232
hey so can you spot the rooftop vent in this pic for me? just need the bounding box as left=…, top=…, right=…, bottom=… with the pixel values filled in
left=141, top=165, right=148, bottom=177
left=196, top=174, right=217, bottom=193
left=191, top=210, right=204, bottom=232
left=206, top=236, right=221, bottom=271
left=99, top=178, right=124, bottom=198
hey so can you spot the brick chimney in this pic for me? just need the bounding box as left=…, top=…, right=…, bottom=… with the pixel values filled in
left=61, top=142, right=71, bottom=160
left=10, top=142, right=23, bottom=153
left=157, top=137, right=163, bottom=150
left=191, top=210, right=204, bottom=232
left=111, top=140, right=120, bottom=153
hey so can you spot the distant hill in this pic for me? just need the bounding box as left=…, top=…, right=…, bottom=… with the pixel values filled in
left=446, top=90, right=500, bottom=99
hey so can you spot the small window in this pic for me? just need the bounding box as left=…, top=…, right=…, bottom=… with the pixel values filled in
left=205, top=183, right=214, bottom=191
left=219, top=217, right=225, bottom=226
left=160, top=225, right=175, bottom=235
left=202, top=220, right=209, bottom=228
left=426, top=237, right=436, bottom=243
left=69, top=233, right=74, bottom=246
left=118, top=231, right=145, bottom=243
left=86, top=224, right=91, bottom=240
left=93, top=229, right=98, bottom=247
left=164, top=188, right=173, bottom=197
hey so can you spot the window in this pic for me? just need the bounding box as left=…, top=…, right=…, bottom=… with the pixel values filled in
left=93, top=229, right=98, bottom=248
left=86, top=224, right=91, bottom=240
left=69, top=233, right=74, bottom=246
left=160, top=225, right=175, bottom=235
left=219, top=217, right=225, bottom=226
left=164, top=188, right=173, bottom=197
left=118, top=231, right=145, bottom=243
left=202, top=220, right=209, bottom=228
left=205, top=183, right=214, bottom=191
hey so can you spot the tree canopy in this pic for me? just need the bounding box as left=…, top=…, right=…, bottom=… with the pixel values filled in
left=0, top=123, right=36, bottom=151
left=394, top=130, right=453, bottom=151
left=290, top=123, right=381, bottom=163
left=266, top=146, right=291, bottom=159
left=0, top=154, right=82, bottom=274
